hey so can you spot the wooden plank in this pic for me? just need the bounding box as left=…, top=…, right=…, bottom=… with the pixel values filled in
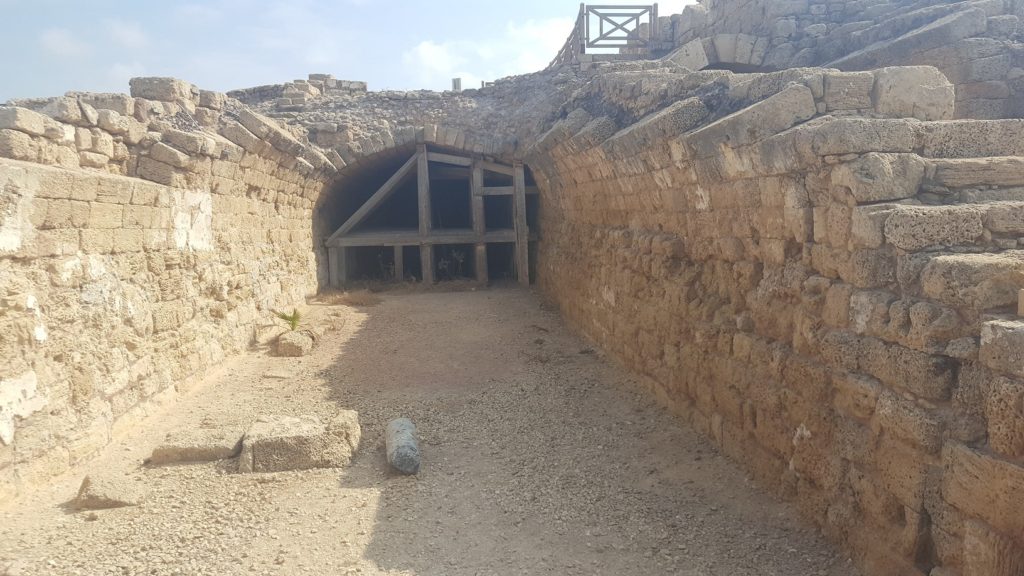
left=420, top=244, right=435, bottom=284
left=393, top=246, right=404, bottom=281
left=481, top=160, right=513, bottom=177
left=329, top=228, right=518, bottom=248
left=328, top=152, right=418, bottom=242
left=471, top=160, right=485, bottom=236
left=328, top=246, right=347, bottom=288
left=427, top=152, right=472, bottom=167
left=417, top=144, right=431, bottom=236
left=513, top=161, right=529, bottom=286
left=475, top=244, right=488, bottom=284
left=475, top=186, right=539, bottom=197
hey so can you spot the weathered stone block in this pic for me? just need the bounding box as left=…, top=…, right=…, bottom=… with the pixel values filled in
left=238, top=412, right=361, bottom=473
left=663, top=38, right=709, bottom=70
left=943, top=443, right=1024, bottom=538
left=921, top=252, right=1024, bottom=311
left=129, top=77, right=198, bottom=104
left=824, top=72, right=875, bottom=111
left=0, top=107, right=49, bottom=137
left=87, top=202, right=123, bottom=229
left=831, top=153, right=925, bottom=204
left=276, top=331, right=313, bottom=357
left=884, top=205, right=986, bottom=251
left=873, top=66, right=955, bottom=121
left=980, top=320, right=1024, bottom=378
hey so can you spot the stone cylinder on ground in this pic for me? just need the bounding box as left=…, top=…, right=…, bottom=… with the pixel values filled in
left=385, top=418, right=420, bottom=475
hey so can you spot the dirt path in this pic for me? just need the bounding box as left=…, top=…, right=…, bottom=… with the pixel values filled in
left=1, top=289, right=859, bottom=576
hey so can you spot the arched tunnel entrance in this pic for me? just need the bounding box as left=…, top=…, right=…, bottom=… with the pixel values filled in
left=314, top=143, right=539, bottom=290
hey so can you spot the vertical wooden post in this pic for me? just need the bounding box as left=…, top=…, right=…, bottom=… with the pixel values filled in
left=513, top=161, right=529, bottom=286
left=420, top=245, right=434, bottom=284
left=393, top=246, right=404, bottom=282
left=417, top=144, right=431, bottom=236
left=471, top=159, right=488, bottom=284
left=328, top=246, right=347, bottom=288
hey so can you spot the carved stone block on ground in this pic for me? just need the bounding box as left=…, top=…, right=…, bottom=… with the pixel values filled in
left=238, top=411, right=361, bottom=473
left=276, top=331, right=314, bottom=357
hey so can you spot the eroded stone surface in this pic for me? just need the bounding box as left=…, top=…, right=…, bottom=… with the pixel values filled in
left=238, top=412, right=361, bottom=473
left=147, top=427, right=243, bottom=466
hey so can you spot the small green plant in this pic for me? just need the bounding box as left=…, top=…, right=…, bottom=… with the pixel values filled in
left=275, top=308, right=302, bottom=331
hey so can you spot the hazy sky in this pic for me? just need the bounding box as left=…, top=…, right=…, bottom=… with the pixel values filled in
left=0, top=0, right=696, bottom=102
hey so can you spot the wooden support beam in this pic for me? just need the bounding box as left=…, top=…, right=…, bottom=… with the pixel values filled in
left=328, top=246, right=348, bottom=288
left=420, top=244, right=435, bottom=284
left=475, top=186, right=539, bottom=197
left=328, top=152, right=418, bottom=243
left=513, top=161, right=529, bottom=286
left=471, top=160, right=485, bottom=236
left=328, top=228, right=519, bottom=248
left=417, top=144, right=431, bottom=236
left=427, top=152, right=473, bottom=167
left=475, top=244, right=488, bottom=284
left=393, top=246, right=404, bottom=281
left=481, top=160, right=514, bottom=177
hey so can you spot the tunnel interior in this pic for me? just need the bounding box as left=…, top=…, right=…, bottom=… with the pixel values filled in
left=315, top=143, right=539, bottom=287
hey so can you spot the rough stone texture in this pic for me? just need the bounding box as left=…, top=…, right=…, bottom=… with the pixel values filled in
left=71, top=474, right=144, bottom=510
left=1, top=4, right=1023, bottom=573
left=385, top=417, right=421, bottom=475
left=237, top=412, right=361, bottom=473
left=147, top=427, right=243, bottom=465
left=276, top=331, right=314, bottom=357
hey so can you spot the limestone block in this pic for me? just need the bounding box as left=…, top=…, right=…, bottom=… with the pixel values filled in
left=873, top=66, right=955, bottom=121
left=664, top=38, right=709, bottom=71
left=97, top=109, right=131, bottom=135
left=831, top=153, right=925, bottom=204
left=198, top=90, right=226, bottom=110
left=276, top=331, right=313, bottom=357
left=684, top=83, right=816, bottom=160
left=980, top=320, right=1024, bottom=378
left=78, top=101, right=98, bottom=126
left=962, top=520, right=1024, bottom=576
left=0, top=129, right=37, bottom=161
left=238, top=412, right=361, bottom=473
left=884, top=205, right=986, bottom=250
left=72, top=474, right=144, bottom=510
left=850, top=205, right=894, bottom=248
left=0, top=107, right=49, bottom=137
left=148, top=427, right=244, bottom=465
left=87, top=203, right=123, bottom=229
left=984, top=373, right=1024, bottom=459
left=873, top=389, right=943, bottom=453
left=41, top=97, right=85, bottom=125
left=129, top=77, right=198, bottom=104
left=943, top=444, right=1024, bottom=539
left=984, top=202, right=1024, bottom=234
left=920, top=251, right=1024, bottom=311
left=930, top=157, right=1024, bottom=188
left=823, top=72, right=875, bottom=111
left=832, top=372, right=881, bottom=420
left=148, top=142, right=191, bottom=169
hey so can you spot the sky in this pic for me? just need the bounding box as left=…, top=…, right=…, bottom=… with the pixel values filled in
left=0, top=0, right=695, bottom=102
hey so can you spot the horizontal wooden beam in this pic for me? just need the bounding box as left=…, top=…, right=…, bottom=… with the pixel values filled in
left=327, top=228, right=535, bottom=248
left=427, top=152, right=472, bottom=167
left=481, top=161, right=514, bottom=177
left=475, top=186, right=540, bottom=197
left=328, top=151, right=419, bottom=242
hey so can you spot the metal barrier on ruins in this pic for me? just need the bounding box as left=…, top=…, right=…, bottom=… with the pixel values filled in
left=548, top=3, right=661, bottom=69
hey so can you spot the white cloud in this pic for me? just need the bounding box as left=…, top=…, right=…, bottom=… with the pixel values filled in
left=103, top=18, right=148, bottom=49
left=401, top=17, right=574, bottom=90
left=39, top=28, right=91, bottom=58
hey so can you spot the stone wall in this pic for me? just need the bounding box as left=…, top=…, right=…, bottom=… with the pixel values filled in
left=0, top=78, right=334, bottom=501
left=526, top=65, right=1024, bottom=575
left=655, top=0, right=1024, bottom=119
left=1, top=34, right=1023, bottom=576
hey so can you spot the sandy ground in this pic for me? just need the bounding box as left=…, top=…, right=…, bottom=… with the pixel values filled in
left=0, top=288, right=860, bottom=576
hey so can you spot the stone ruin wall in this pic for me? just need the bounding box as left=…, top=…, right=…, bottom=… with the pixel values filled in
left=650, top=0, right=1024, bottom=119
left=1, top=4, right=1024, bottom=575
